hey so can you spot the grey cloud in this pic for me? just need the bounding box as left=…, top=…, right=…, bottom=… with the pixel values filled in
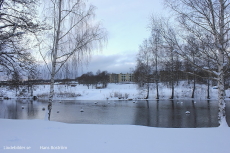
left=83, top=53, right=136, bottom=74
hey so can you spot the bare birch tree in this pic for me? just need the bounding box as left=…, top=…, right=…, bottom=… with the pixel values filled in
left=135, top=39, right=152, bottom=99
left=154, top=18, right=178, bottom=99
left=165, top=0, right=230, bottom=127
left=149, top=24, right=162, bottom=99
left=39, top=0, right=107, bottom=119
left=183, top=35, right=201, bottom=98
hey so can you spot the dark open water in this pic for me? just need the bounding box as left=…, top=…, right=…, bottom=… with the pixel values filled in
left=0, top=99, right=229, bottom=128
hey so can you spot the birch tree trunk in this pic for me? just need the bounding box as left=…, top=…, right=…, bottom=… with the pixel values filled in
left=145, top=55, right=150, bottom=99
left=207, top=76, right=210, bottom=99
left=155, top=56, right=160, bottom=99
left=170, top=47, right=175, bottom=99
left=207, top=58, right=211, bottom=99
left=191, top=75, right=196, bottom=98
left=154, top=38, right=160, bottom=99
left=191, top=58, right=196, bottom=98
left=217, top=50, right=227, bottom=126
left=47, top=0, right=62, bottom=120
left=216, top=0, right=228, bottom=127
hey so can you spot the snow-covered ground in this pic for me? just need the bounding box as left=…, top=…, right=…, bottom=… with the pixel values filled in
left=1, top=81, right=227, bottom=100
left=0, top=119, right=229, bottom=153
left=33, top=83, right=141, bottom=100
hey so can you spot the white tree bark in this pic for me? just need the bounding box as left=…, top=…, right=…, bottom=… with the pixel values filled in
left=47, top=0, right=62, bottom=119
left=217, top=50, right=227, bottom=126
left=217, top=0, right=228, bottom=126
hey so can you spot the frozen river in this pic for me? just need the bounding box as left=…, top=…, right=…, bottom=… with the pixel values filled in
left=0, top=99, right=229, bottom=128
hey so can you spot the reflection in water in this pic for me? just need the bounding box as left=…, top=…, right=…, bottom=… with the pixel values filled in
left=0, top=99, right=229, bottom=128
left=133, top=100, right=222, bottom=127
left=156, top=100, right=159, bottom=127
left=0, top=99, right=45, bottom=120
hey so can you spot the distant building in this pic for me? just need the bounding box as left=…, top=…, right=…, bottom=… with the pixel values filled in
left=109, top=73, right=134, bottom=83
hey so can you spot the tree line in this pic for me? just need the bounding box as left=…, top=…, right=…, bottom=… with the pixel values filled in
left=77, top=70, right=109, bottom=89
left=134, top=0, right=230, bottom=126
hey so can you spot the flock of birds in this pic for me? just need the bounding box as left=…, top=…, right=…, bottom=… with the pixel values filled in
left=21, top=100, right=194, bottom=115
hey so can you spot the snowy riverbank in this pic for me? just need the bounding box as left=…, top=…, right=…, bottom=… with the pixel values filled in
left=1, top=81, right=227, bottom=100
left=0, top=119, right=229, bottom=153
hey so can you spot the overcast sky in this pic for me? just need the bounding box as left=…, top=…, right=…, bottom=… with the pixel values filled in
left=82, top=0, right=166, bottom=74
